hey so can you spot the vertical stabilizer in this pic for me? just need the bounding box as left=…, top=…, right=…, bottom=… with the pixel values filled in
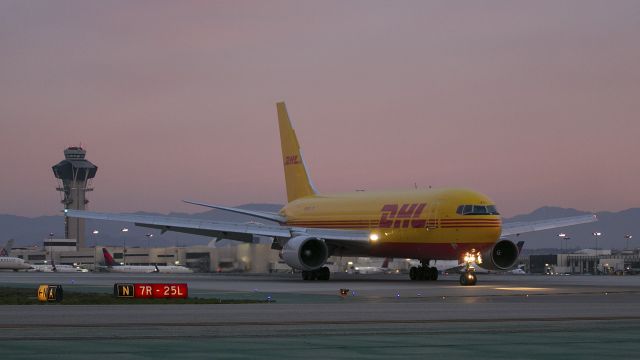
left=277, top=102, right=318, bottom=202
left=0, top=239, right=14, bottom=256
left=102, top=248, right=115, bottom=267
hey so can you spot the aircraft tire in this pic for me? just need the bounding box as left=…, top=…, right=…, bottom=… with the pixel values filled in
left=409, top=267, right=418, bottom=280
left=302, top=271, right=311, bottom=281
left=459, top=273, right=467, bottom=285
left=459, top=272, right=477, bottom=286
left=430, top=267, right=438, bottom=281
left=318, top=267, right=330, bottom=281
left=468, top=273, right=477, bottom=285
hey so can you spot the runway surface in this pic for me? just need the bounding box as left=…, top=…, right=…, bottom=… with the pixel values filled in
left=2, top=272, right=640, bottom=359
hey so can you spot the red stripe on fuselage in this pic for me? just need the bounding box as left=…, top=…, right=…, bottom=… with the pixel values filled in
left=367, top=242, right=495, bottom=260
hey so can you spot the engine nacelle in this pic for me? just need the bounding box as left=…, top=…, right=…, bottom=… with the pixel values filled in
left=477, top=239, right=520, bottom=271
left=281, top=236, right=329, bottom=271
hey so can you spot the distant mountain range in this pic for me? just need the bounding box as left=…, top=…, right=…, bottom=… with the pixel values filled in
left=1, top=205, right=638, bottom=250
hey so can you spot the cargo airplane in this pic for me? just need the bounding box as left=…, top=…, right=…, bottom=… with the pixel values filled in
left=66, top=102, right=596, bottom=285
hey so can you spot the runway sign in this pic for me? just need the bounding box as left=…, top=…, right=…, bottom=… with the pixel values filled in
left=113, top=283, right=188, bottom=299
left=114, top=283, right=135, bottom=298
left=37, top=284, right=63, bottom=302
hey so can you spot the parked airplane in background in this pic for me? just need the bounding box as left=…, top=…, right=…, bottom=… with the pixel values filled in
left=67, top=102, right=596, bottom=285
left=348, top=258, right=391, bottom=275
left=0, top=257, right=32, bottom=271
left=101, top=248, right=193, bottom=273
left=0, top=240, right=32, bottom=271
left=29, top=264, right=89, bottom=273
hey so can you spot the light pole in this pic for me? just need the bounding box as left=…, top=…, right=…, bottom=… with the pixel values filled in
left=121, top=228, right=129, bottom=265
left=592, top=232, right=602, bottom=275
left=558, top=233, right=566, bottom=253
left=92, top=230, right=99, bottom=269
left=47, top=232, right=54, bottom=266
left=145, top=233, right=153, bottom=249
left=625, top=234, right=633, bottom=250
left=592, top=232, right=602, bottom=256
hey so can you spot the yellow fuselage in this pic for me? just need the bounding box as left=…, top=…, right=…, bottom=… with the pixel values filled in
left=282, top=188, right=501, bottom=260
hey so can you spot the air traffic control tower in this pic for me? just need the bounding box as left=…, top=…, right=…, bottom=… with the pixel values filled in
left=52, top=147, right=97, bottom=249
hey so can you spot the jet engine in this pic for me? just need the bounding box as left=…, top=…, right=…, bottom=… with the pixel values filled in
left=281, top=236, right=329, bottom=271
left=477, top=239, right=520, bottom=271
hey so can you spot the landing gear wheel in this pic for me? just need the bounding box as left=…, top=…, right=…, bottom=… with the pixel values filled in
left=429, top=267, right=438, bottom=281
left=409, top=267, right=418, bottom=280
left=409, top=266, right=439, bottom=281
left=317, top=266, right=331, bottom=281
left=302, top=267, right=330, bottom=281
left=460, top=272, right=477, bottom=286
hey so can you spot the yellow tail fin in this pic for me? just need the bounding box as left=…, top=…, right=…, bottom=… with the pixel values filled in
left=277, top=102, right=318, bottom=202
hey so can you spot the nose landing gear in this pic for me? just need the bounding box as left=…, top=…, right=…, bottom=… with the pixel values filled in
left=459, top=271, right=477, bottom=286
left=459, top=250, right=482, bottom=286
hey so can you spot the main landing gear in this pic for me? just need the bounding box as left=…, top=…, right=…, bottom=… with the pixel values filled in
left=302, top=266, right=330, bottom=281
left=409, top=261, right=438, bottom=281
left=459, top=249, right=482, bottom=286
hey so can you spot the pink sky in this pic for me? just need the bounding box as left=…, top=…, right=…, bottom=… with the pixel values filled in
left=1, top=1, right=639, bottom=217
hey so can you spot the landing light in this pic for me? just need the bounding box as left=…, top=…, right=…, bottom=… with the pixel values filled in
left=369, top=233, right=379, bottom=242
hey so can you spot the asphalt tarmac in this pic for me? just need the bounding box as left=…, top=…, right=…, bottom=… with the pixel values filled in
left=2, top=272, right=640, bottom=359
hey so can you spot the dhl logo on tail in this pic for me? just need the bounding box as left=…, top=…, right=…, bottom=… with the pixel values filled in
left=284, top=155, right=301, bottom=166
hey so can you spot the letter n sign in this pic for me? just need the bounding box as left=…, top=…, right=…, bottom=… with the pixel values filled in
left=114, top=283, right=135, bottom=298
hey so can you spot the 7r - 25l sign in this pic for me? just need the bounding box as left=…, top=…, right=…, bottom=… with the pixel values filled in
left=114, top=283, right=188, bottom=299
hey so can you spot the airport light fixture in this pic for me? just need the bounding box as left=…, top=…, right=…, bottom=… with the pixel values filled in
left=592, top=232, right=602, bottom=256
left=145, top=233, right=154, bottom=249
left=121, top=228, right=128, bottom=265
left=558, top=233, right=566, bottom=253
left=90, top=229, right=100, bottom=269
left=625, top=234, right=633, bottom=250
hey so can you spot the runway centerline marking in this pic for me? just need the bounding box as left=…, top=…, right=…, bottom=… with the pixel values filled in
left=494, top=287, right=552, bottom=291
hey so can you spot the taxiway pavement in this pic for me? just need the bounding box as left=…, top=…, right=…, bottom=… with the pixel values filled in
left=2, top=272, right=639, bottom=359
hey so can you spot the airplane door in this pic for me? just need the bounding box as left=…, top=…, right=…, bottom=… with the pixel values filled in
left=427, top=202, right=440, bottom=231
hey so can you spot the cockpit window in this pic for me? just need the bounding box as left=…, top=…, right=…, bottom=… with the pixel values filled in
left=456, top=204, right=500, bottom=215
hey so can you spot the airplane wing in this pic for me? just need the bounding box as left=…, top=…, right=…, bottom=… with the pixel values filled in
left=64, top=210, right=370, bottom=246
left=182, top=200, right=287, bottom=223
left=501, top=214, right=597, bottom=237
